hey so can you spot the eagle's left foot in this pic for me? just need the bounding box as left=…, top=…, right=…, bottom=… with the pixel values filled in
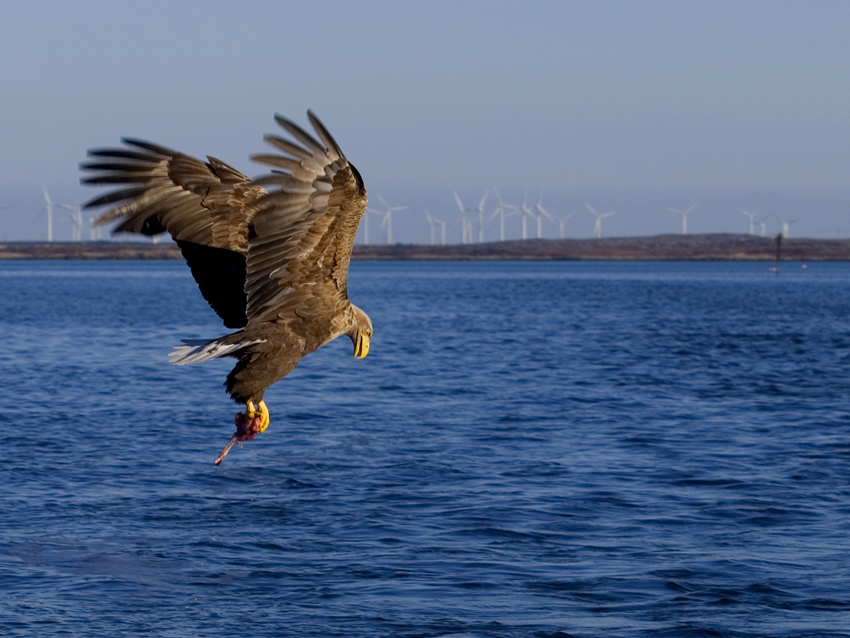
left=212, top=400, right=271, bottom=465
left=246, top=400, right=271, bottom=434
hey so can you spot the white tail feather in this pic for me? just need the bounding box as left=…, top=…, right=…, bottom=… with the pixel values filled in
left=169, top=338, right=266, bottom=366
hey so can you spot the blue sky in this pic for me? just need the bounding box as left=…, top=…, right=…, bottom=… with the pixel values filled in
left=2, top=0, right=850, bottom=242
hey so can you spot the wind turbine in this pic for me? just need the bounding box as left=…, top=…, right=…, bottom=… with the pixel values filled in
left=375, top=194, right=407, bottom=245
left=361, top=206, right=380, bottom=244
left=668, top=204, right=696, bottom=235
left=424, top=210, right=446, bottom=245
left=60, top=204, right=83, bottom=241
left=454, top=191, right=488, bottom=243
left=773, top=214, right=797, bottom=239
left=87, top=213, right=102, bottom=240
left=361, top=204, right=389, bottom=245
left=489, top=189, right=518, bottom=242
left=517, top=191, right=538, bottom=240
left=361, top=207, right=371, bottom=244
left=424, top=211, right=437, bottom=245
left=475, top=191, right=489, bottom=243
left=739, top=209, right=759, bottom=235
left=453, top=191, right=474, bottom=244
left=534, top=193, right=557, bottom=239
left=559, top=213, right=574, bottom=239
left=436, top=218, right=446, bottom=245
left=586, top=204, right=615, bottom=239
left=42, top=186, right=54, bottom=242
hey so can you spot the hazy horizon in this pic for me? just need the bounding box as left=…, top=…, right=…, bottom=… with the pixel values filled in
left=3, top=1, right=849, bottom=243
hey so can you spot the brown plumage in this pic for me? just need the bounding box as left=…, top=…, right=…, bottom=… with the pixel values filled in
left=81, top=111, right=373, bottom=464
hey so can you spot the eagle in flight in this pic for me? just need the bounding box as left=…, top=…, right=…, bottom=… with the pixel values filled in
left=81, top=111, right=372, bottom=464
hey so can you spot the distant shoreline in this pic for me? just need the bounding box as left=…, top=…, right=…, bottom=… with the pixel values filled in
left=2, top=234, right=849, bottom=261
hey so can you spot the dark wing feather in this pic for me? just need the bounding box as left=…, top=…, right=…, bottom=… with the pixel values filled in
left=81, top=139, right=264, bottom=254
left=80, top=139, right=265, bottom=326
left=176, top=241, right=248, bottom=329
left=245, top=111, right=367, bottom=326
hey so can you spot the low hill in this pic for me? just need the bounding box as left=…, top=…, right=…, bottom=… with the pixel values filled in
left=1, top=234, right=848, bottom=261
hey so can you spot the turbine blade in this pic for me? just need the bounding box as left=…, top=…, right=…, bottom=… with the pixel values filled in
left=453, top=191, right=465, bottom=213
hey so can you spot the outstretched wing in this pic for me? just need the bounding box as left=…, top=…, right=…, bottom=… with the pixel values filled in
left=81, top=140, right=262, bottom=253
left=247, top=111, right=368, bottom=327
left=80, top=141, right=265, bottom=329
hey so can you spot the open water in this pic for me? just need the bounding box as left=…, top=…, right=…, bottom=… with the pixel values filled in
left=1, top=259, right=849, bottom=637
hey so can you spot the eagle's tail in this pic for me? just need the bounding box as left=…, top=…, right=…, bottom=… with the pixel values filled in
left=169, top=336, right=266, bottom=366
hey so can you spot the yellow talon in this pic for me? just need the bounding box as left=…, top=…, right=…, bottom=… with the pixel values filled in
left=245, top=400, right=270, bottom=433
left=257, top=400, right=270, bottom=433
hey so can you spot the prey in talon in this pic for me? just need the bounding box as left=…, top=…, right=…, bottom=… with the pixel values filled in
left=80, top=110, right=372, bottom=464
left=214, top=400, right=270, bottom=466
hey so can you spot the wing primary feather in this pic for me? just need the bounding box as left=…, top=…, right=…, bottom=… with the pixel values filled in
left=120, top=138, right=177, bottom=156
left=250, top=154, right=303, bottom=172
left=307, top=111, right=344, bottom=158
left=87, top=148, right=163, bottom=162
left=205, top=156, right=249, bottom=182
left=79, top=161, right=157, bottom=172
left=261, top=135, right=314, bottom=160
left=273, top=114, right=324, bottom=154
left=81, top=174, right=153, bottom=185
left=84, top=187, right=148, bottom=209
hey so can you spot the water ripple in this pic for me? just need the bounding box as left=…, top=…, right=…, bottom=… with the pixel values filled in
left=1, top=260, right=850, bottom=637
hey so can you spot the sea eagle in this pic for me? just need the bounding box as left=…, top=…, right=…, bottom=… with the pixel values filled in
left=81, top=111, right=372, bottom=464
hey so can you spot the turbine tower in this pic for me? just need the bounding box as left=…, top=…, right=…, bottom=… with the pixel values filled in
left=42, top=186, right=53, bottom=242
left=668, top=204, right=696, bottom=235
left=490, top=189, right=518, bottom=242
left=362, top=205, right=392, bottom=245
left=453, top=191, right=474, bottom=244
left=518, top=191, right=538, bottom=240
left=362, top=207, right=371, bottom=244
left=424, top=210, right=446, bottom=245
left=435, top=216, right=446, bottom=245
left=87, top=213, right=102, bottom=240
left=559, top=213, right=574, bottom=239
left=586, top=204, right=615, bottom=239
left=475, top=191, right=488, bottom=243
left=362, top=206, right=377, bottom=244
left=61, top=204, right=83, bottom=241
left=775, top=216, right=797, bottom=239
left=534, top=194, right=557, bottom=239
left=454, top=191, right=488, bottom=244
left=362, top=205, right=388, bottom=245
left=375, top=194, right=407, bottom=245
left=739, top=209, right=759, bottom=235
left=424, top=211, right=437, bottom=245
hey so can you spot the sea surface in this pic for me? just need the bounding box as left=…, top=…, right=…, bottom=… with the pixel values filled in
left=1, top=259, right=849, bottom=638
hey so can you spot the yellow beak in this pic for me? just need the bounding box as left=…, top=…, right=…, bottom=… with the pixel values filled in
left=354, top=333, right=370, bottom=359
